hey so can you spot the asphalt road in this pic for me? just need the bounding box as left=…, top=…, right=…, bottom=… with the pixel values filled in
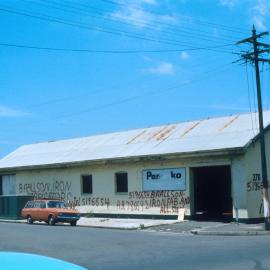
left=0, top=222, right=270, bottom=270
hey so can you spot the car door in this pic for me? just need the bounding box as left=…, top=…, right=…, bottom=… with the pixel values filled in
left=31, top=201, right=41, bottom=220
left=39, top=201, right=47, bottom=221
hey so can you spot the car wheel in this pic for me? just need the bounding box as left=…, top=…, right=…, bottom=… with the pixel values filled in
left=48, top=216, right=55, bottom=226
left=26, top=215, right=33, bottom=224
left=70, top=221, right=77, bottom=226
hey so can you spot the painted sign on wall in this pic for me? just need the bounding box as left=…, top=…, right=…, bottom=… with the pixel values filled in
left=117, top=190, right=190, bottom=214
left=143, top=168, right=186, bottom=191
left=18, top=180, right=73, bottom=201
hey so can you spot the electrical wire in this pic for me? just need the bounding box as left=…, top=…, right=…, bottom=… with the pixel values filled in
left=0, top=60, right=243, bottom=136
left=33, top=0, right=237, bottom=44
left=0, top=4, right=237, bottom=54
left=17, top=53, right=230, bottom=110
left=98, top=0, right=249, bottom=34
left=0, top=2, right=248, bottom=130
left=0, top=4, right=234, bottom=53
left=0, top=42, right=234, bottom=53
left=24, top=61, right=240, bottom=122
left=0, top=5, right=187, bottom=47
left=53, top=63, right=236, bottom=120
left=65, top=0, right=244, bottom=41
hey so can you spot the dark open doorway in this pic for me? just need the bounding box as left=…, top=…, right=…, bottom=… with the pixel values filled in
left=192, top=165, right=232, bottom=221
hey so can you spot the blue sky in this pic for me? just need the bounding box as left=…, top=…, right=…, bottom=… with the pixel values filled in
left=0, top=0, right=270, bottom=158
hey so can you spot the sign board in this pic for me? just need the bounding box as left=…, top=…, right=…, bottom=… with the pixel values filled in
left=142, top=168, right=186, bottom=191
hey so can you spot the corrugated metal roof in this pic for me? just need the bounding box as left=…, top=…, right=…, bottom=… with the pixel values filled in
left=0, top=111, right=269, bottom=170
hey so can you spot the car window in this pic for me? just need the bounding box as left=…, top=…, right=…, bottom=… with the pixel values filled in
left=25, top=201, right=34, bottom=208
left=40, top=202, right=46, bottom=208
left=34, top=201, right=42, bottom=208
left=47, top=201, right=67, bottom=208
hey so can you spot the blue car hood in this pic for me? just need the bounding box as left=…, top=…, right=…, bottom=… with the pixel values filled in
left=0, top=252, right=88, bottom=270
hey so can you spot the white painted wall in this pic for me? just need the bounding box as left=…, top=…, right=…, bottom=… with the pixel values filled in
left=231, top=156, right=248, bottom=219
left=15, top=160, right=191, bottom=216
left=244, top=130, right=270, bottom=219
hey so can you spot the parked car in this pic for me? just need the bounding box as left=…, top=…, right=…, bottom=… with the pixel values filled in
left=21, top=199, right=80, bottom=226
left=0, top=252, right=88, bottom=270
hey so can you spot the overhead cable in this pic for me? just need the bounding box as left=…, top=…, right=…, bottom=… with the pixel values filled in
left=0, top=5, right=234, bottom=53
left=0, top=42, right=234, bottom=53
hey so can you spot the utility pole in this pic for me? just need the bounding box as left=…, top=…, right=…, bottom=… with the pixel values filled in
left=237, top=26, right=270, bottom=230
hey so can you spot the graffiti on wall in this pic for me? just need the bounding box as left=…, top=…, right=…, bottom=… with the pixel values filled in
left=247, top=173, right=262, bottom=192
left=246, top=173, right=270, bottom=215
left=18, top=181, right=189, bottom=214
left=69, top=196, right=110, bottom=208
left=18, top=180, right=111, bottom=209
left=117, top=191, right=190, bottom=214
left=247, top=174, right=270, bottom=191
left=19, top=181, right=73, bottom=201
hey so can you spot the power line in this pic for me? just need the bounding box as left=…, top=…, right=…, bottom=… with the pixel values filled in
left=98, top=0, right=249, bottom=34
left=0, top=42, right=234, bottom=53
left=0, top=4, right=235, bottom=54
left=20, top=61, right=240, bottom=123
left=32, top=0, right=237, bottom=44
left=0, top=4, right=232, bottom=52
left=0, top=5, right=184, bottom=47
left=54, top=63, right=234, bottom=119
left=0, top=59, right=243, bottom=135
left=16, top=53, right=230, bottom=110
left=0, top=5, right=185, bottom=47
left=53, top=63, right=236, bottom=120
left=65, top=0, right=243, bottom=41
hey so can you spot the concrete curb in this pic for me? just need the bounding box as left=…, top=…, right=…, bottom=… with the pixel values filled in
left=0, top=219, right=25, bottom=224
left=77, top=224, right=139, bottom=230
left=0, top=219, right=137, bottom=229
left=191, top=229, right=270, bottom=236
left=0, top=218, right=174, bottom=230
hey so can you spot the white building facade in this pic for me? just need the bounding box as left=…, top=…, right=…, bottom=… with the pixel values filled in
left=0, top=111, right=270, bottom=222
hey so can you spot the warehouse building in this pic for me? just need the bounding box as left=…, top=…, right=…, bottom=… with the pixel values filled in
left=0, top=111, right=270, bottom=222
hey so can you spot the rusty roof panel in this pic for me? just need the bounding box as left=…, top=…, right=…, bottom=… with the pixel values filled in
left=219, top=115, right=240, bottom=132
left=127, top=130, right=147, bottom=144
left=181, top=121, right=202, bottom=137
left=147, top=126, right=168, bottom=141
left=155, top=125, right=177, bottom=140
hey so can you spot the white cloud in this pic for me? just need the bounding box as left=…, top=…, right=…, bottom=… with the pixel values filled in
left=0, top=105, right=31, bottom=118
left=250, top=0, right=270, bottom=31
left=253, top=0, right=269, bottom=15
left=143, top=62, right=174, bottom=75
left=112, top=7, right=150, bottom=28
left=110, top=1, right=177, bottom=29
left=142, top=0, right=157, bottom=5
left=212, top=28, right=219, bottom=38
left=253, top=15, right=266, bottom=30
left=142, top=55, right=152, bottom=62
left=180, top=51, right=189, bottom=60
left=219, top=0, right=238, bottom=7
